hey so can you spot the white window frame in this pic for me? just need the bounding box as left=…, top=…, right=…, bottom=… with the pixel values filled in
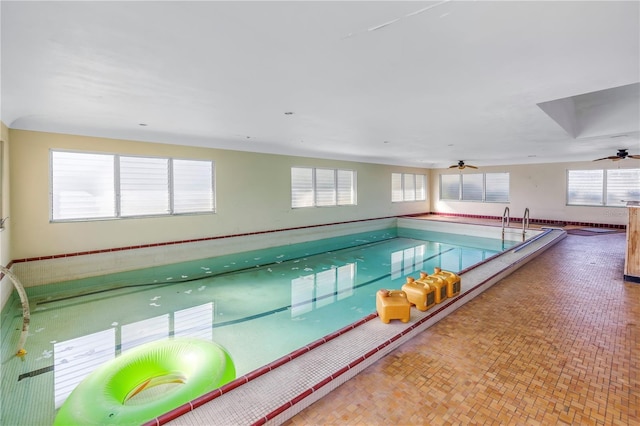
left=439, top=174, right=460, bottom=201
left=291, top=167, right=356, bottom=208
left=391, top=173, right=427, bottom=203
left=461, top=174, right=483, bottom=201
left=440, top=172, right=510, bottom=203
left=50, top=150, right=215, bottom=221
left=567, top=168, right=640, bottom=207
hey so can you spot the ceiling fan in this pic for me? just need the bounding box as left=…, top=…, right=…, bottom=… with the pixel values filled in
left=594, top=149, right=640, bottom=162
left=449, top=160, right=478, bottom=170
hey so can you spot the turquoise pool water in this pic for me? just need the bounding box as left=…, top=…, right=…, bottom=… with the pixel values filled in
left=0, top=227, right=516, bottom=426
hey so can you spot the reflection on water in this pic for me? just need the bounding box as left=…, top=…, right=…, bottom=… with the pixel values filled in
left=53, top=303, right=213, bottom=408
left=292, top=264, right=355, bottom=316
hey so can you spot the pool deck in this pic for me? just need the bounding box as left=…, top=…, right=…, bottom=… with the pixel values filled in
left=158, top=218, right=572, bottom=425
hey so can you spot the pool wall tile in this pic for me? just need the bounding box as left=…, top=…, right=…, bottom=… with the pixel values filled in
left=11, top=218, right=396, bottom=288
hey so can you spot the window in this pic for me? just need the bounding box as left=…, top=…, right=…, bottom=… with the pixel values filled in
left=51, top=150, right=215, bottom=221
left=567, top=168, right=640, bottom=206
left=391, top=173, right=426, bottom=202
left=440, top=174, right=460, bottom=201
left=336, top=170, right=355, bottom=205
left=51, top=151, right=116, bottom=220
left=567, top=170, right=603, bottom=206
left=291, top=167, right=356, bottom=208
left=440, top=172, right=510, bottom=202
left=120, top=156, right=170, bottom=217
left=173, top=159, right=215, bottom=213
left=315, top=168, right=336, bottom=207
left=606, top=169, right=640, bottom=206
left=461, top=174, right=483, bottom=201
left=485, top=173, right=510, bottom=202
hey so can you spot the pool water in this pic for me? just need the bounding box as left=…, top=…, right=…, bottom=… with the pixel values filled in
left=0, top=228, right=516, bottom=426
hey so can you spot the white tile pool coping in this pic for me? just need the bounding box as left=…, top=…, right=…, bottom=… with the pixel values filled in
left=146, top=226, right=567, bottom=426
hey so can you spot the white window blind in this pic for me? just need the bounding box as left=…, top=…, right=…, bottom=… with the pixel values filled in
left=120, top=156, right=170, bottom=216
left=337, top=169, right=355, bottom=205
left=461, top=174, right=483, bottom=201
left=441, top=172, right=510, bottom=202
left=606, top=169, right=640, bottom=206
left=51, top=151, right=116, bottom=220
left=415, top=174, right=426, bottom=201
left=485, top=172, right=510, bottom=202
left=403, top=174, right=416, bottom=201
left=391, top=173, right=403, bottom=202
left=567, top=170, right=604, bottom=206
left=291, top=167, right=314, bottom=208
left=315, top=168, right=336, bottom=206
left=568, top=168, right=640, bottom=207
left=440, top=174, right=460, bottom=200
left=291, top=167, right=356, bottom=208
left=51, top=150, right=215, bottom=221
left=392, top=173, right=426, bottom=202
left=173, top=159, right=215, bottom=213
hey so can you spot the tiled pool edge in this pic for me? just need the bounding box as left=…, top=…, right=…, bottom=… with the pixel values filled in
left=151, top=228, right=566, bottom=426
left=10, top=218, right=398, bottom=289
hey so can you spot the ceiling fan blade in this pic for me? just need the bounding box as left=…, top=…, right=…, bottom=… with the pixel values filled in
left=593, top=156, right=619, bottom=161
left=629, top=154, right=640, bottom=159
left=467, top=165, right=478, bottom=169
left=449, top=165, right=458, bottom=168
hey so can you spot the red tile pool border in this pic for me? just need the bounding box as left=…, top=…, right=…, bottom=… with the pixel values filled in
left=12, top=212, right=612, bottom=264
left=426, top=212, right=625, bottom=229
left=12, top=216, right=402, bottom=264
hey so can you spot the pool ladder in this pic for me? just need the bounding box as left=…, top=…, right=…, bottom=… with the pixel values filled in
left=501, top=207, right=510, bottom=242
left=522, top=207, right=530, bottom=241
left=502, top=207, right=530, bottom=242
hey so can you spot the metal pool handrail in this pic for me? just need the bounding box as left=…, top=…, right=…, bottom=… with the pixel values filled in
left=501, top=206, right=510, bottom=241
left=522, top=207, right=530, bottom=241
left=1, top=265, right=30, bottom=357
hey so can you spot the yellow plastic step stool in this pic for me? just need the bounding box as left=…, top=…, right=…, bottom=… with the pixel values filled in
left=376, top=289, right=411, bottom=324
left=431, top=267, right=461, bottom=298
left=401, top=277, right=436, bottom=311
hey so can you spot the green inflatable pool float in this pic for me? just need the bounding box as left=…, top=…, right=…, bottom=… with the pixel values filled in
left=54, top=337, right=236, bottom=426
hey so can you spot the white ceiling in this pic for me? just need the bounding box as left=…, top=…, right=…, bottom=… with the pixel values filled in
left=1, top=1, right=639, bottom=168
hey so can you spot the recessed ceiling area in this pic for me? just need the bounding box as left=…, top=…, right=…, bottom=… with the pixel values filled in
left=1, top=1, right=639, bottom=168
left=537, top=83, right=640, bottom=140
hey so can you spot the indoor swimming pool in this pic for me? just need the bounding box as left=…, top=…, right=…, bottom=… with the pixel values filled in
left=1, top=226, right=519, bottom=425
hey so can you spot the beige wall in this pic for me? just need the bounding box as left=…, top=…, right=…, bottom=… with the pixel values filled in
left=9, top=129, right=429, bottom=260
left=1, top=121, right=12, bottom=308
left=8, top=128, right=639, bottom=262
left=430, top=160, right=639, bottom=225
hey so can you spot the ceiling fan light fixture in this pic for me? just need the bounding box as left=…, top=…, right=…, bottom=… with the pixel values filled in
left=593, top=148, right=640, bottom=162
left=449, top=160, right=477, bottom=170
